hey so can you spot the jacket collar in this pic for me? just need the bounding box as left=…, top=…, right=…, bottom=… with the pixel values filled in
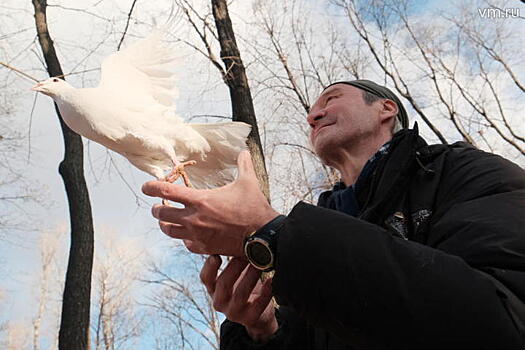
left=358, top=124, right=425, bottom=223
left=318, top=124, right=426, bottom=224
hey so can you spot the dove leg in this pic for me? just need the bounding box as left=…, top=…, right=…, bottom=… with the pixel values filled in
left=178, top=160, right=196, bottom=188
left=165, top=160, right=197, bottom=188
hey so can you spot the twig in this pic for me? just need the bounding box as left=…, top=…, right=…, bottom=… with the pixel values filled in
left=60, top=67, right=100, bottom=78
left=47, top=4, right=111, bottom=22
left=118, top=0, right=138, bottom=50
left=188, top=114, right=231, bottom=121
left=0, top=61, right=39, bottom=82
left=28, top=92, right=39, bottom=163
left=108, top=153, right=149, bottom=207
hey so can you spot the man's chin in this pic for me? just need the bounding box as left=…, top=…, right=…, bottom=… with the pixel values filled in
left=313, top=140, right=337, bottom=165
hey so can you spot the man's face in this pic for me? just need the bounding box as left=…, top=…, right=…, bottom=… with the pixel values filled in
left=307, top=84, right=382, bottom=164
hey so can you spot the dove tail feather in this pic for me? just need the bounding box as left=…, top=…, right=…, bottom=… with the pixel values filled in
left=184, top=122, right=252, bottom=189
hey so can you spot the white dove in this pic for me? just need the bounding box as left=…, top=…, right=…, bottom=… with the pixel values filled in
left=31, top=30, right=251, bottom=189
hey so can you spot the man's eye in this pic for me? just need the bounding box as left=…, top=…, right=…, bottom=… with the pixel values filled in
left=326, top=96, right=336, bottom=103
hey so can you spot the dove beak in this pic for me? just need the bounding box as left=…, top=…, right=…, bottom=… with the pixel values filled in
left=31, top=82, right=44, bottom=92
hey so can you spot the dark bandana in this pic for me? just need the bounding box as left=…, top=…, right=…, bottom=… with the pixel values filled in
left=324, top=79, right=409, bottom=129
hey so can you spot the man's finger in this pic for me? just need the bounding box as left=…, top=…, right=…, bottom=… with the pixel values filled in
left=213, top=258, right=249, bottom=309
left=152, top=204, right=190, bottom=224
left=249, top=277, right=274, bottom=317
left=183, top=239, right=206, bottom=254
left=200, top=255, right=222, bottom=296
left=159, top=221, right=189, bottom=240
left=236, top=150, right=257, bottom=181
left=142, top=181, right=196, bottom=204
left=232, top=265, right=262, bottom=304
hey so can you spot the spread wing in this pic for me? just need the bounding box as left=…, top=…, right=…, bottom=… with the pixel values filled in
left=99, top=29, right=179, bottom=109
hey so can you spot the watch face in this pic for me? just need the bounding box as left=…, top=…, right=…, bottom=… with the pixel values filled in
left=247, top=241, right=272, bottom=268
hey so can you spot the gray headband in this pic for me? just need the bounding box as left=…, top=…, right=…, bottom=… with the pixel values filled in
left=325, top=80, right=409, bottom=129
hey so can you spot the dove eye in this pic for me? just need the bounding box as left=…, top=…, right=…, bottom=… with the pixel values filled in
left=52, top=78, right=59, bottom=82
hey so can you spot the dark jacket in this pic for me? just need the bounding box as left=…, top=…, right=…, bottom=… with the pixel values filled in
left=220, top=127, right=525, bottom=349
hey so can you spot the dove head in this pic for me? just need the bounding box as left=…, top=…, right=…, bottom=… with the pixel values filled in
left=31, top=77, right=74, bottom=98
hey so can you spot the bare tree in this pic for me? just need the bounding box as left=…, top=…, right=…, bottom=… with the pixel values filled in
left=170, top=0, right=270, bottom=199
left=0, top=288, right=7, bottom=349
left=210, top=0, right=270, bottom=197
left=332, top=0, right=524, bottom=158
left=91, top=230, right=146, bottom=350
left=0, top=16, right=43, bottom=240
left=3, top=323, right=31, bottom=350
left=0, top=95, right=41, bottom=240
left=240, top=0, right=524, bottom=210
left=239, top=0, right=353, bottom=209
left=442, top=1, right=524, bottom=153
left=32, top=228, right=66, bottom=350
left=31, top=1, right=95, bottom=349
left=144, top=248, right=221, bottom=350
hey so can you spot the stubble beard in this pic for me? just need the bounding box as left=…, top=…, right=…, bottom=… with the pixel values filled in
left=313, top=133, right=350, bottom=167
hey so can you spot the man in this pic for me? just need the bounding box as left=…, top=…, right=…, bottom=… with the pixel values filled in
left=142, top=80, right=525, bottom=349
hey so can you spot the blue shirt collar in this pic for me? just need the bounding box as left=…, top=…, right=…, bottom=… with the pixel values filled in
left=326, top=141, right=391, bottom=216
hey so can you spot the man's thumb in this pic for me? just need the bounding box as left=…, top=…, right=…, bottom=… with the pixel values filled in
left=237, top=150, right=257, bottom=180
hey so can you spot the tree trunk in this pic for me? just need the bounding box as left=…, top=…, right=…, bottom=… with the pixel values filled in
left=211, top=0, right=270, bottom=199
left=31, top=1, right=95, bottom=349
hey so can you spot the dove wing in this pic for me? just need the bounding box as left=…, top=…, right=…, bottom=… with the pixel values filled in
left=99, top=30, right=179, bottom=108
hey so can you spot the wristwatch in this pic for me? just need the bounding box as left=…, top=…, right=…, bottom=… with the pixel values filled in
left=244, top=215, right=286, bottom=272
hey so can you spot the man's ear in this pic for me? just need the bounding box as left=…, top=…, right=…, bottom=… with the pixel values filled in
left=380, top=99, right=398, bottom=125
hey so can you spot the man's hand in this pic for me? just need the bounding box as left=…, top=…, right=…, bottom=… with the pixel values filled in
left=201, top=255, right=278, bottom=342
left=142, top=151, right=279, bottom=257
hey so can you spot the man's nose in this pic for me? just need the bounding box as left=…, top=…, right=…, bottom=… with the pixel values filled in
left=306, top=109, right=326, bottom=128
